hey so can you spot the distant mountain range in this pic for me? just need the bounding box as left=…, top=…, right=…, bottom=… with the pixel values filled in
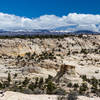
left=0, top=29, right=99, bottom=36
left=73, top=30, right=99, bottom=34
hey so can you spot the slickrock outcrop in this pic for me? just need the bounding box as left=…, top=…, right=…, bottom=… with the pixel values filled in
left=0, top=91, right=100, bottom=100
left=0, top=35, right=99, bottom=100
left=54, top=64, right=81, bottom=83
left=0, top=35, right=99, bottom=80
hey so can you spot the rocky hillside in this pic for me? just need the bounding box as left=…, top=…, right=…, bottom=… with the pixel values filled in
left=0, top=35, right=99, bottom=78
left=0, top=34, right=100, bottom=99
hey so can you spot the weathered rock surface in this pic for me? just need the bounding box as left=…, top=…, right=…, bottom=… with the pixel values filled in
left=0, top=91, right=100, bottom=100
left=0, top=35, right=99, bottom=81
left=0, top=35, right=100, bottom=99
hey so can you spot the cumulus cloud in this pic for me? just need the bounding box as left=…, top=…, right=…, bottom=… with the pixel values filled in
left=0, top=12, right=100, bottom=32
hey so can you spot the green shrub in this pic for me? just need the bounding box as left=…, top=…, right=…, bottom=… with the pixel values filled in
left=0, top=82, right=2, bottom=89
left=67, top=91, right=77, bottom=100
left=8, top=73, right=11, bottom=83
left=73, top=83, right=79, bottom=89
left=45, top=75, right=53, bottom=83
left=2, top=81, right=10, bottom=88
left=14, top=73, right=18, bottom=78
left=90, top=77, right=98, bottom=87
left=81, top=75, right=87, bottom=81
left=91, top=86, right=97, bottom=93
left=81, top=49, right=88, bottom=54
left=79, top=83, right=88, bottom=94
left=53, top=88, right=66, bottom=95
left=34, top=77, right=39, bottom=88
left=67, top=83, right=73, bottom=88
left=23, top=77, right=30, bottom=86
left=46, top=81, right=56, bottom=94
left=25, top=52, right=31, bottom=57
left=28, top=82, right=35, bottom=91
left=39, top=77, right=44, bottom=88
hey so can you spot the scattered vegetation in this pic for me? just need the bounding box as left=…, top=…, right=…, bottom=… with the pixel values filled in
left=80, top=75, right=100, bottom=96
left=22, top=77, right=30, bottom=86
left=67, top=82, right=73, bottom=88
left=80, top=49, right=88, bottom=54
left=80, top=75, right=88, bottom=82
left=73, top=83, right=79, bottom=89
left=16, top=51, right=56, bottom=66
left=79, top=83, right=88, bottom=95
left=0, top=72, right=100, bottom=99
left=67, top=91, right=77, bottom=100
left=46, top=81, right=56, bottom=94
left=80, top=48, right=100, bottom=54
left=7, top=73, right=11, bottom=84
left=0, top=74, right=60, bottom=95
left=0, top=34, right=75, bottom=39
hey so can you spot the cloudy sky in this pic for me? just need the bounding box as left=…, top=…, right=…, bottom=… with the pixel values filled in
left=0, top=12, right=100, bottom=32
left=0, top=0, right=100, bottom=32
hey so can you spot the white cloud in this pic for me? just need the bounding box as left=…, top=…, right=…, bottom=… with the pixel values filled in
left=0, top=12, right=100, bottom=32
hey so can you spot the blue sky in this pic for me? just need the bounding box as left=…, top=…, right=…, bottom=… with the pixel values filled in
left=0, top=0, right=100, bottom=32
left=0, top=0, right=100, bottom=18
